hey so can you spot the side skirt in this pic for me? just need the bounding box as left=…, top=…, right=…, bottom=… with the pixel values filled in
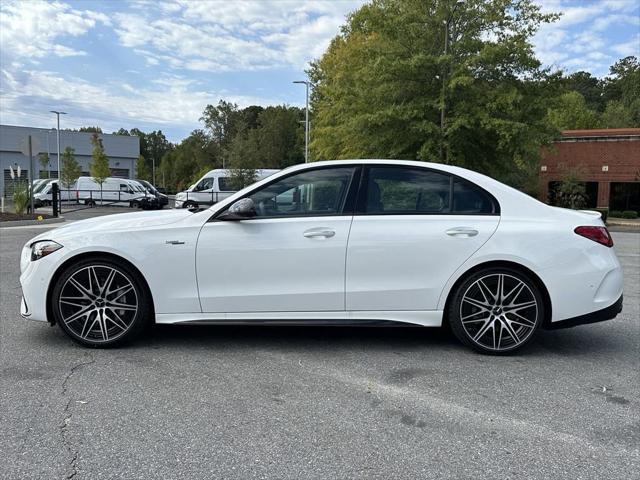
left=155, top=310, right=443, bottom=327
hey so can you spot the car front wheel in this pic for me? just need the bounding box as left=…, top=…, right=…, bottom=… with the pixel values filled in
left=51, top=258, right=151, bottom=347
left=448, top=267, right=544, bottom=354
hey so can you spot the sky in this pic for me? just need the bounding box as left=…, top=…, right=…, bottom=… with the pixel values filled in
left=0, top=0, right=638, bottom=143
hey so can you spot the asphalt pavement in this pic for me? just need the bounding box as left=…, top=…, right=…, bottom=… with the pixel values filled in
left=1, top=219, right=638, bottom=480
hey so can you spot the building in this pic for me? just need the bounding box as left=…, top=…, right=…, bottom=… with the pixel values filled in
left=539, top=128, right=640, bottom=212
left=0, top=124, right=140, bottom=196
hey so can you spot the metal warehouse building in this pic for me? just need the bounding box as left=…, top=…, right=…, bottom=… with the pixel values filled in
left=539, top=128, right=640, bottom=211
left=0, top=124, right=140, bottom=196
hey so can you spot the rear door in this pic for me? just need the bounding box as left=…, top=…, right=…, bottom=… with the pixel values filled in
left=346, top=165, right=500, bottom=311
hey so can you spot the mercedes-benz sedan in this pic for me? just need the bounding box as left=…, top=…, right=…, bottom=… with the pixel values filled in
left=20, top=160, right=623, bottom=354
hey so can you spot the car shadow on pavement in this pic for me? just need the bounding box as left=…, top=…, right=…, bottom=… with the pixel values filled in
left=26, top=321, right=627, bottom=357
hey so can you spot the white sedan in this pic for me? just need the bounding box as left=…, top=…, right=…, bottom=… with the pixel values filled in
left=20, top=160, right=623, bottom=354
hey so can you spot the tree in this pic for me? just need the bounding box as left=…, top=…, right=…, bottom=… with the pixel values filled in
left=601, top=100, right=635, bottom=128
left=61, top=147, right=82, bottom=188
left=602, top=56, right=640, bottom=127
left=561, top=71, right=604, bottom=111
left=89, top=133, right=111, bottom=202
left=38, top=152, right=50, bottom=178
left=546, top=91, right=600, bottom=130
left=553, top=169, right=588, bottom=210
left=308, top=0, right=560, bottom=188
left=136, top=155, right=151, bottom=180
left=79, top=126, right=103, bottom=133
left=113, top=128, right=131, bottom=136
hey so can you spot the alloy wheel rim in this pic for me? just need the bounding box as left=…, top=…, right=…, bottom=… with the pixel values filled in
left=460, top=273, right=538, bottom=351
left=58, top=265, right=138, bottom=343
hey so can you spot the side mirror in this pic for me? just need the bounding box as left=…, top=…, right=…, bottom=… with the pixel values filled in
left=217, top=198, right=256, bottom=221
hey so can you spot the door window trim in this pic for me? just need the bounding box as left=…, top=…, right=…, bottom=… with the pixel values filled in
left=355, top=164, right=500, bottom=216
left=210, top=165, right=363, bottom=222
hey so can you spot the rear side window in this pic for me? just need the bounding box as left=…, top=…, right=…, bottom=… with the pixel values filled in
left=218, top=177, right=234, bottom=192
left=452, top=179, right=496, bottom=214
left=365, top=167, right=451, bottom=214
left=363, top=166, right=498, bottom=215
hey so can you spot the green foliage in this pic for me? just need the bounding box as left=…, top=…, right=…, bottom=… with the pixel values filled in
left=13, top=180, right=29, bottom=214
left=61, top=147, right=82, bottom=188
left=308, top=0, right=560, bottom=187
left=79, top=126, right=103, bottom=133
left=554, top=170, right=588, bottom=209
left=89, top=133, right=111, bottom=185
left=621, top=210, right=638, bottom=219
left=38, top=152, right=50, bottom=178
left=136, top=155, right=151, bottom=181
left=609, top=210, right=623, bottom=218
left=546, top=91, right=600, bottom=130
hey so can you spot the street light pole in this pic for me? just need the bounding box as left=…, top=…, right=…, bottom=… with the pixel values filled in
left=293, top=80, right=310, bottom=163
left=440, top=0, right=464, bottom=164
left=50, top=111, right=67, bottom=180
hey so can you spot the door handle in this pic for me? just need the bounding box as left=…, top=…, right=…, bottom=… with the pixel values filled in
left=445, top=227, right=479, bottom=237
left=303, top=228, right=336, bottom=238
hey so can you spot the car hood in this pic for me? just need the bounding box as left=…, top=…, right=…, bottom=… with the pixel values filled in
left=39, top=209, right=195, bottom=241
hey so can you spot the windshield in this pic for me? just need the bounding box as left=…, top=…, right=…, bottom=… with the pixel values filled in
left=33, top=181, right=51, bottom=193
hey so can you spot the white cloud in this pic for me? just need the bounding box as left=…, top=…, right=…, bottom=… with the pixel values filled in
left=611, top=35, right=640, bottom=57
left=533, top=0, right=639, bottom=75
left=0, top=0, right=108, bottom=59
left=113, top=0, right=362, bottom=72
left=0, top=69, right=284, bottom=141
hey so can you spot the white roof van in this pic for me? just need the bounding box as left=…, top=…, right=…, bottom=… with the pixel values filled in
left=174, top=168, right=279, bottom=209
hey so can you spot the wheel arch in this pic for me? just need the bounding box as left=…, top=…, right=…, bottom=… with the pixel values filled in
left=45, top=251, right=155, bottom=326
left=442, top=260, right=552, bottom=328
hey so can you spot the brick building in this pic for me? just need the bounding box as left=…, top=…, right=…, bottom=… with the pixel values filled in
left=539, top=128, right=640, bottom=212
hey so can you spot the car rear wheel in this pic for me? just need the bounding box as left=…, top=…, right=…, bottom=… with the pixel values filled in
left=52, top=258, right=151, bottom=347
left=448, top=267, right=544, bottom=354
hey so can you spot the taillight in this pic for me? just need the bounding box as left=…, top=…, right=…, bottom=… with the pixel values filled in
left=574, top=226, right=614, bottom=247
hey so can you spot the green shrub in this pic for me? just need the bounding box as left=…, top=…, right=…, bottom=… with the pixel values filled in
left=608, top=210, right=623, bottom=218
left=13, top=181, right=29, bottom=214
left=621, top=210, right=638, bottom=219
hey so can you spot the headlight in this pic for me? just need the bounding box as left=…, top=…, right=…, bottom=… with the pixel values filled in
left=31, top=240, right=63, bottom=261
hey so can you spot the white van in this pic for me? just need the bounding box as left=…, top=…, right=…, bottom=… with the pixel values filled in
left=76, top=177, right=153, bottom=206
left=174, top=169, right=280, bottom=209
left=33, top=179, right=76, bottom=206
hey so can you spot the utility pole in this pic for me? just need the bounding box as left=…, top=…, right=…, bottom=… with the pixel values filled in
left=293, top=80, right=310, bottom=163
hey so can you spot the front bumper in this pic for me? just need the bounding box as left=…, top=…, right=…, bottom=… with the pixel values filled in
left=546, top=294, right=623, bottom=329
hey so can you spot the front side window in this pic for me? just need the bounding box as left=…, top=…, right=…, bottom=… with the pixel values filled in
left=247, top=167, right=356, bottom=218
left=365, top=167, right=451, bottom=214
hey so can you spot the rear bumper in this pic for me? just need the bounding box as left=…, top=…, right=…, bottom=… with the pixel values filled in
left=546, top=294, right=623, bottom=329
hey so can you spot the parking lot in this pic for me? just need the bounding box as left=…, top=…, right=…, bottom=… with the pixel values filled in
left=1, top=215, right=638, bottom=480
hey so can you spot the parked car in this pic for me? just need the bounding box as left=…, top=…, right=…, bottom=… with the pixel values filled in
left=174, top=168, right=279, bottom=209
left=20, top=160, right=623, bottom=353
left=136, top=179, right=168, bottom=209
left=126, top=180, right=158, bottom=210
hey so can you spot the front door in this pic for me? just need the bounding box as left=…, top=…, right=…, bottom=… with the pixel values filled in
left=196, top=166, right=359, bottom=313
left=346, top=165, right=500, bottom=311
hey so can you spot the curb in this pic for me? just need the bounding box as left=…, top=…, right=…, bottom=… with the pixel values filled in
left=0, top=217, right=66, bottom=228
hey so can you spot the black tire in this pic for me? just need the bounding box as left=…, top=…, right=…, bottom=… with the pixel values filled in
left=448, top=267, right=544, bottom=355
left=51, top=257, right=152, bottom=348
left=184, top=201, right=198, bottom=210
left=130, top=201, right=140, bottom=209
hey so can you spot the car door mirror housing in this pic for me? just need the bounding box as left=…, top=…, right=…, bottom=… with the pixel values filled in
left=218, top=198, right=257, bottom=220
